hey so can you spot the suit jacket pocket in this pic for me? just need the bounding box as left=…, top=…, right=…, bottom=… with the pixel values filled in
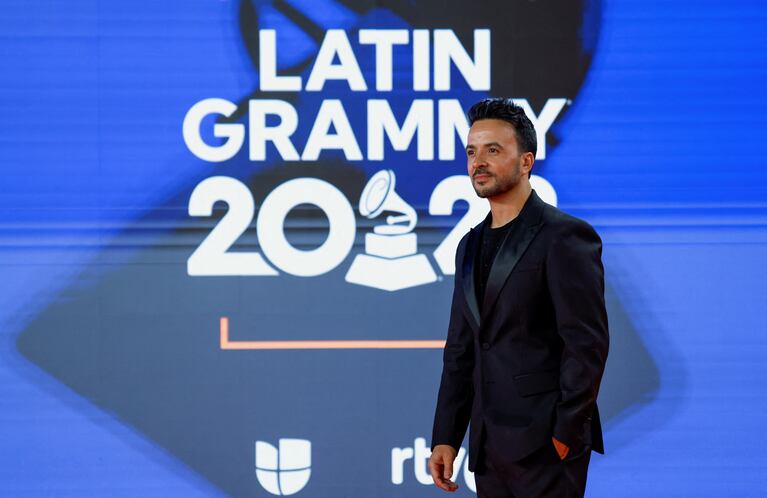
left=513, top=369, right=560, bottom=397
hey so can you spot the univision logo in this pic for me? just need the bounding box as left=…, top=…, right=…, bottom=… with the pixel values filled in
left=255, top=439, right=312, bottom=495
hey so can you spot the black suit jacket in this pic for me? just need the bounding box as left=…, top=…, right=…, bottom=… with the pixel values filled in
left=431, top=189, right=609, bottom=471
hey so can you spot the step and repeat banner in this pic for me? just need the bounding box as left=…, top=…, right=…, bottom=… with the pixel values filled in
left=2, top=0, right=765, bottom=497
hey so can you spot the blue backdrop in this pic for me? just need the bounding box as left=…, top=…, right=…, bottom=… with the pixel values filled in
left=1, top=0, right=766, bottom=496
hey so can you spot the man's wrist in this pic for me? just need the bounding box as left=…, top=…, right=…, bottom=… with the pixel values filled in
left=431, top=442, right=459, bottom=453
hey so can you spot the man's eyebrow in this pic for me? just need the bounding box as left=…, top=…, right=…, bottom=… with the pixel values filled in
left=466, top=142, right=504, bottom=151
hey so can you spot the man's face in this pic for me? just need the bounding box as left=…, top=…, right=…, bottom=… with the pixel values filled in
left=466, top=119, right=526, bottom=199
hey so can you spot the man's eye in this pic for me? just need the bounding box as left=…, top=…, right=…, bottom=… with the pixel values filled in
left=489, top=148, right=497, bottom=153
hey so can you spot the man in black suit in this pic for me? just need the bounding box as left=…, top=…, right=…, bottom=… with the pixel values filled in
left=429, top=98, right=609, bottom=497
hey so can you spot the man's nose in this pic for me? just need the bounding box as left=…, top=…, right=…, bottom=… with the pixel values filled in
left=471, top=152, right=488, bottom=172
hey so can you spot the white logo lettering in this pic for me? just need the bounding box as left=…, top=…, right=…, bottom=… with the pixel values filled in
left=391, top=437, right=476, bottom=492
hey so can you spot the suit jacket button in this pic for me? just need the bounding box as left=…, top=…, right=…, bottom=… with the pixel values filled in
left=481, top=342, right=490, bottom=350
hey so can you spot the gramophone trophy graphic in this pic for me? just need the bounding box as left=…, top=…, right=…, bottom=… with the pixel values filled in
left=345, top=169, right=438, bottom=291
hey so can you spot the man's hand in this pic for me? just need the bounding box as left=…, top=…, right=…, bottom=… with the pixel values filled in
left=429, top=444, right=460, bottom=492
left=552, top=436, right=570, bottom=460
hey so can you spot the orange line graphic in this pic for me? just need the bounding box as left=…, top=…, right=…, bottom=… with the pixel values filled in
left=219, top=317, right=446, bottom=350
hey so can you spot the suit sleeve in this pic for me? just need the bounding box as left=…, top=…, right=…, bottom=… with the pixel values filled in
left=546, top=220, right=609, bottom=448
left=431, top=235, right=475, bottom=451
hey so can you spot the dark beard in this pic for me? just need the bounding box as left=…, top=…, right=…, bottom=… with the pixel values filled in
left=472, top=159, right=522, bottom=198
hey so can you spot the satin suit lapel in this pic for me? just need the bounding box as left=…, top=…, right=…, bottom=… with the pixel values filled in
left=461, top=227, right=482, bottom=332
left=461, top=190, right=546, bottom=331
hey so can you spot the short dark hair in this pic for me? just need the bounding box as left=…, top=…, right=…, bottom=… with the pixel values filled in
left=468, top=98, right=537, bottom=158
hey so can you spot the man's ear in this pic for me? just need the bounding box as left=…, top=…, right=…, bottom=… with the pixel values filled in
left=523, top=152, right=535, bottom=175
